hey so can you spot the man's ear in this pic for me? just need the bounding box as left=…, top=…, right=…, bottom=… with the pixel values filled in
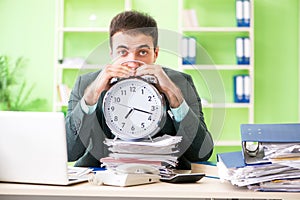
left=154, top=46, right=159, bottom=62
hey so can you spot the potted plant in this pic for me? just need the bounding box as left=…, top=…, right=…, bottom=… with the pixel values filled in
left=0, top=55, right=47, bottom=111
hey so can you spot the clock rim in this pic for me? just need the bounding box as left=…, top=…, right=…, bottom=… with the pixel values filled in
left=103, top=77, right=167, bottom=140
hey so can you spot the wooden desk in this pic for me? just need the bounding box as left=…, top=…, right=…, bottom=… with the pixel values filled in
left=1, top=177, right=299, bottom=200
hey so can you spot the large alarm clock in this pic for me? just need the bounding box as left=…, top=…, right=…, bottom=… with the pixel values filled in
left=103, top=74, right=167, bottom=141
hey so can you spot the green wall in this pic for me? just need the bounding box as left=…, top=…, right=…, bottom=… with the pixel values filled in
left=255, top=0, right=299, bottom=123
left=0, top=0, right=299, bottom=159
left=0, top=0, right=55, bottom=110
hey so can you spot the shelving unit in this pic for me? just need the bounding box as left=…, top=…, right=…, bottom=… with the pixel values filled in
left=53, top=0, right=132, bottom=111
left=178, top=0, right=254, bottom=146
left=182, top=27, right=251, bottom=32
left=53, top=0, right=255, bottom=146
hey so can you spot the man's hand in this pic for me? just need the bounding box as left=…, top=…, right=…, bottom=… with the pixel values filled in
left=135, top=64, right=184, bottom=108
left=83, top=64, right=135, bottom=106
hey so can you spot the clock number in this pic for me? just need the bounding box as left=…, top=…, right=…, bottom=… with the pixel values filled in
left=151, top=106, right=156, bottom=111
left=141, top=122, right=145, bottom=128
left=121, top=90, right=127, bottom=95
left=148, top=115, right=152, bottom=121
left=111, top=106, right=115, bottom=111
left=114, top=97, right=121, bottom=103
left=121, top=122, right=125, bottom=128
left=141, top=88, right=144, bottom=95
left=130, top=86, right=136, bottom=92
left=114, top=116, right=118, bottom=121
left=131, top=126, right=135, bottom=131
left=148, top=96, right=152, bottom=102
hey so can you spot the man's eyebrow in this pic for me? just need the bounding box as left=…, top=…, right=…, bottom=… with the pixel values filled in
left=137, top=44, right=151, bottom=49
left=116, top=45, right=129, bottom=49
left=116, top=44, right=151, bottom=50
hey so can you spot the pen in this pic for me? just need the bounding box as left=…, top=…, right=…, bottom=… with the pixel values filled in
left=205, top=175, right=220, bottom=179
left=89, top=167, right=106, bottom=172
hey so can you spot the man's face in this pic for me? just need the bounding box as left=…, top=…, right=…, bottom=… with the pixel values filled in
left=111, top=32, right=158, bottom=68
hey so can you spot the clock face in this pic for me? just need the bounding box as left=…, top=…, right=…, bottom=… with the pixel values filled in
left=103, top=78, right=166, bottom=140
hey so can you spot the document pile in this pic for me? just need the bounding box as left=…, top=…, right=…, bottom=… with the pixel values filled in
left=68, top=166, right=93, bottom=180
left=100, top=135, right=182, bottom=173
left=217, top=123, right=300, bottom=192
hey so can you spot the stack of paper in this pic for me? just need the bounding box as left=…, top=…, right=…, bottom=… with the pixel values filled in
left=100, top=135, right=182, bottom=172
left=248, top=179, right=300, bottom=192
left=68, top=166, right=93, bottom=180
left=230, top=161, right=300, bottom=188
left=217, top=144, right=300, bottom=192
left=217, top=123, right=300, bottom=192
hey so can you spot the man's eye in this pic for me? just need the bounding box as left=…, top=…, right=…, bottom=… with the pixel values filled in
left=119, top=50, right=128, bottom=56
left=139, top=50, right=148, bottom=56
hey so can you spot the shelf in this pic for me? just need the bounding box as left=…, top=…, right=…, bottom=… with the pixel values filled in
left=60, top=27, right=108, bottom=32
left=180, top=64, right=251, bottom=70
left=202, top=103, right=251, bottom=109
left=182, top=27, right=251, bottom=32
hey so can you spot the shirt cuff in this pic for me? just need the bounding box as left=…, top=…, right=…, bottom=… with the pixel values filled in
left=170, top=100, right=189, bottom=122
left=80, top=98, right=97, bottom=115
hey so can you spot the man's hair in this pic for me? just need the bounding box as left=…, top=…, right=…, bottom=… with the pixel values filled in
left=109, top=11, right=158, bottom=49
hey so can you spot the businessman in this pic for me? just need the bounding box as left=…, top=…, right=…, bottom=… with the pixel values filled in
left=66, top=10, right=214, bottom=169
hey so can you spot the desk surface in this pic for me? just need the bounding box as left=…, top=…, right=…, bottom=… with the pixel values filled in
left=1, top=164, right=299, bottom=200
left=1, top=177, right=299, bottom=200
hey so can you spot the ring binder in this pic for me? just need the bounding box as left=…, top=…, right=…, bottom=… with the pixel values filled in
left=243, top=141, right=260, bottom=157
left=241, top=123, right=300, bottom=165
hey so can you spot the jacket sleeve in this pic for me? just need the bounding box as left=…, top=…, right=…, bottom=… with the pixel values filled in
left=65, top=72, right=104, bottom=162
left=171, top=72, right=214, bottom=166
left=65, top=75, right=89, bottom=161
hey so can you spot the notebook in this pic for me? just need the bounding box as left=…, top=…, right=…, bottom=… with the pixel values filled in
left=0, top=111, right=88, bottom=185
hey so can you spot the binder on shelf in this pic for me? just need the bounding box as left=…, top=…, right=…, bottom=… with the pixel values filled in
left=182, top=37, right=196, bottom=65
left=182, top=9, right=198, bottom=27
left=243, top=0, right=251, bottom=27
left=236, top=0, right=243, bottom=27
left=241, top=123, right=300, bottom=165
left=236, top=0, right=251, bottom=27
left=243, top=75, right=250, bottom=102
left=188, top=37, right=196, bottom=64
left=236, top=37, right=244, bottom=64
left=233, top=75, right=250, bottom=103
left=57, top=84, right=71, bottom=106
left=236, top=37, right=250, bottom=65
left=234, top=75, right=244, bottom=102
left=182, top=37, right=188, bottom=64
left=243, top=37, right=250, bottom=65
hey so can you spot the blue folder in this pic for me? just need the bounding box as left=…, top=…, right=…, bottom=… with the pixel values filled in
left=182, top=37, right=196, bottom=65
left=242, top=0, right=251, bottom=27
left=240, top=123, right=300, bottom=165
left=233, top=75, right=250, bottom=103
left=241, top=123, right=300, bottom=142
left=217, top=151, right=245, bottom=169
left=236, top=0, right=251, bottom=27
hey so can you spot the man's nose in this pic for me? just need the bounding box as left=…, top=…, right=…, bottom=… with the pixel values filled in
left=125, top=61, right=141, bottom=68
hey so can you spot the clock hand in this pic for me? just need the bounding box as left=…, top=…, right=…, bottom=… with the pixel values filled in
left=114, top=103, right=132, bottom=109
left=132, top=107, right=153, bottom=115
left=114, top=103, right=152, bottom=115
left=124, top=108, right=134, bottom=119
